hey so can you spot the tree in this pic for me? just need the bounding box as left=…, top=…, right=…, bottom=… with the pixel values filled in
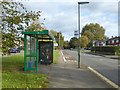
left=63, top=41, right=69, bottom=49
left=1, top=1, right=41, bottom=54
left=83, top=31, right=94, bottom=47
left=54, top=32, right=64, bottom=48
left=27, top=19, right=43, bottom=31
left=69, top=37, right=78, bottom=49
left=49, top=30, right=57, bottom=37
left=80, top=35, right=88, bottom=48
left=82, top=23, right=106, bottom=47
left=49, top=30, right=64, bottom=49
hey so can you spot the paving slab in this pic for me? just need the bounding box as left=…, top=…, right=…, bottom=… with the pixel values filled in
left=38, top=51, right=113, bottom=88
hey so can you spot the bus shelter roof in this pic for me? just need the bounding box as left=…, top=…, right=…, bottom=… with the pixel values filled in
left=22, top=30, right=53, bottom=40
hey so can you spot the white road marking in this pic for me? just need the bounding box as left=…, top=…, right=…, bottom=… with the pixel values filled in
left=61, top=50, right=67, bottom=62
left=61, top=51, right=77, bottom=63
left=66, top=57, right=69, bottom=58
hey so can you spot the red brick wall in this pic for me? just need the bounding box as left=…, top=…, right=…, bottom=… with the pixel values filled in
left=106, top=39, right=120, bottom=46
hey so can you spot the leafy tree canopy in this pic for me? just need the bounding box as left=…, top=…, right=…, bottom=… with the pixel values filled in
left=63, top=41, right=69, bottom=49
left=69, top=37, right=78, bottom=49
left=81, top=23, right=106, bottom=47
left=49, top=30, right=57, bottom=38
left=82, top=23, right=105, bottom=41
left=49, top=30, right=64, bottom=48
left=1, top=1, right=42, bottom=54
left=80, top=35, right=88, bottom=48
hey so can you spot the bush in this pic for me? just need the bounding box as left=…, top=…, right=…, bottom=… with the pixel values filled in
left=115, top=46, right=120, bottom=56
left=91, top=46, right=120, bottom=55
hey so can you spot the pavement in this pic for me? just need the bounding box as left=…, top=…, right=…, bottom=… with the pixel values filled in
left=37, top=50, right=113, bottom=88
left=64, top=50, right=119, bottom=88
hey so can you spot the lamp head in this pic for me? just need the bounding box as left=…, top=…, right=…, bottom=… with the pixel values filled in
left=78, top=2, right=89, bottom=4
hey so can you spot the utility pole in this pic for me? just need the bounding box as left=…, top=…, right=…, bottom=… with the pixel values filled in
left=59, top=32, right=60, bottom=49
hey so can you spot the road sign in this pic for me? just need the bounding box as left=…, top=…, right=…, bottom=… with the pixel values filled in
left=54, top=43, right=58, bottom=46
left=74, top=30, right=78, bottom=37
left=53, top=38, right=55, bottom=42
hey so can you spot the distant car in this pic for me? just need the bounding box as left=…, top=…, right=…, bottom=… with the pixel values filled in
left=70, top=48, right=73, bottom=50
left=8, top=48, right=21, bottom=53
left=86, top=47, right=91, bottom=50
left=80, top=48, right=84, bottom=50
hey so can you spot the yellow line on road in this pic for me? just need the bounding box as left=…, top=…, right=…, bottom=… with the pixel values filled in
left=88, top=66, right=119, bottom=89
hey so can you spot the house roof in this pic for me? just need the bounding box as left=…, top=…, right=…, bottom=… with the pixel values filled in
left=106, top=36, right=120, bottom=41
left=93, top=39, right=107, bottom=43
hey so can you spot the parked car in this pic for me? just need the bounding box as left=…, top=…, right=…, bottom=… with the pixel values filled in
left=70, top=48, right=73, bottom=50
left=62, top=47, right=64, bottom=49
left=80, top=48, right=84, bottom=50
left=86, top=47, right=91, bottom=50
left=8, top=47, right=21, bottom=53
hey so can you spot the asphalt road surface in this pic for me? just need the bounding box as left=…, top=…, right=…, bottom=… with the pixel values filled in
left=64, top=50, right=119, bottom=87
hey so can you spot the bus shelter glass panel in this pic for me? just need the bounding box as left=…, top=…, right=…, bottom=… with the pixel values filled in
left=31, top=36, right=36, bottom=56
left=25, top=35, right=37, bottom=72
left=26, top=35, right=30, bottom=55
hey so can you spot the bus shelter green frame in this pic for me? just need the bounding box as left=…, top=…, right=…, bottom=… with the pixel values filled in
left=22, top=30, right=53, bottom=73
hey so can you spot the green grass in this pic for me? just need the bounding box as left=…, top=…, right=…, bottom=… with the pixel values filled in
left=2, top=54, right=49, bottom=88
left=53, top=50, right=60, bottom=64
left=0, top=49, right=2, bottom=53
left=2, top=73, right=49, bottom=88
left=2, top=50, right=60, bottom=73
left=2, top=50, right=60, bottom=88
left=2, top=55, right=24, bottom=73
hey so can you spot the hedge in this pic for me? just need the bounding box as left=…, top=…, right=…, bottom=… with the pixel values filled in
left=91, top=46, right=120, bottom=55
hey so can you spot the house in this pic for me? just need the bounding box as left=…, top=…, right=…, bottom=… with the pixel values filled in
left=106, top=36, right=120, bottom=46
left=93, top=36, right=120, bottom=46
left=93, top=40, right=107, bottom=46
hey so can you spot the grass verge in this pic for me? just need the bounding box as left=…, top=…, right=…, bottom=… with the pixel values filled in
left=2, top=54, right=49, bottom=88
left=2, top=55, right=24, bottom=73
left=2, top=73, right=48, bottom=88
left=53, top=50, right=60, bottom=64
left=0, top=49, right=2, bottom=53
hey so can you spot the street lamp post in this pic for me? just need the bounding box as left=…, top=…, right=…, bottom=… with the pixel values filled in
left=78, top=2, right=89, bottom=68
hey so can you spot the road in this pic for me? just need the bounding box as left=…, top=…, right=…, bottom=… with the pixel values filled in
left=64, top=50, right=119, bottom=87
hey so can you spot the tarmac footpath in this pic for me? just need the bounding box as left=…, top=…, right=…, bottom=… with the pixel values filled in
left=38, top=50, right=117, bottom=89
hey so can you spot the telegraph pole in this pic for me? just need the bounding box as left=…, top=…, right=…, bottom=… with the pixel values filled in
left=59, top=32, right=60, bottom=49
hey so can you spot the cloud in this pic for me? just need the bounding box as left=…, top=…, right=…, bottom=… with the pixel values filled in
left=22, top=1, right=118, bottom=41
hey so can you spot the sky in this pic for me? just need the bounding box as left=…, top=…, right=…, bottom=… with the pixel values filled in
left=21, top=0, right=119, bottom=41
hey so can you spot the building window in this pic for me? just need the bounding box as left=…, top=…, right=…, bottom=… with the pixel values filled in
left=116, top=40, right=119, bottom=43
left=112, top=40, right=114, bottom=44
left=108, top=41, right=110, bottom=44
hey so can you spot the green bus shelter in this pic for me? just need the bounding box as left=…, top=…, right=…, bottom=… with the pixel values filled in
left=22, top=30, right=53, bottom=73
